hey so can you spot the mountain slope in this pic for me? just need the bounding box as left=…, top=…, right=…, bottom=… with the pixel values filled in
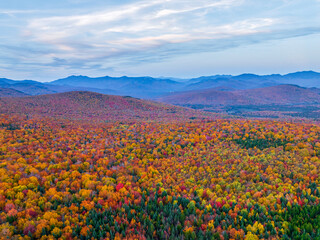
left=0, top=88, right=29, bottom=97
left=158, top=85, right=320, bottom=106
left=0, top=79, right=117, bottom=96
left=184, top=71, right=320, bottom=91
left=185, top=76, right=277, bottom=91
left=50, top=76, right=184, bottom=98
left=0, top=91, right=210, bottom=121
left=281, top=71, right=320, bottom=87
left=0, top=78, right=16, bottom=84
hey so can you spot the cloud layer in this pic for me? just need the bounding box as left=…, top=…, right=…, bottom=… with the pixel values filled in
left=0, top=0, right=319, bottom=80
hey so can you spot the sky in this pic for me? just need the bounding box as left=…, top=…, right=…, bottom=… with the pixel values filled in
left=0, top=0, right=319, bottom=81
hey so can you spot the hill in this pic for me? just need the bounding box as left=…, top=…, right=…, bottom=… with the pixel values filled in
left=0, top=87, right=29, bottom=97
left=0, top=91, right=210, bottom=121
left=158, top=85, right=320, bottom=118
left=159, top=85, right=320, bottom=106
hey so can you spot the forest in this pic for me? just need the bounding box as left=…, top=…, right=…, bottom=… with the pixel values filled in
left=1, top=113, right=320, bottom=239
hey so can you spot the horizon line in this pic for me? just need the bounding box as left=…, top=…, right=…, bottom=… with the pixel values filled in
left=0, top=69, right=319, bottom=83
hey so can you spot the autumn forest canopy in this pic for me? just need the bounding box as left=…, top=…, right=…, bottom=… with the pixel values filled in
left=1, top=91, right=320, bottom=240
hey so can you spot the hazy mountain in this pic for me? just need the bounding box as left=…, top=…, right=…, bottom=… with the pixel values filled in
left=185, top=75, right=233, bottom=85
left=0, top=88, right=28, bottom=97
left=185, top=71, right=320, bottom=91
left=49, top=75, right=184, bottom=98
left=280, top=71, right=320, bottom=87
left=0, top=78, right=16, bottom=84
left=49, top=71, right=320, bottom=98
left=185, top=76, right=276, bottom=91
left=158, top=84, right=320, bottom=106
left=0, top=71, right=319, bottom=98
left=0, top=79, right=117, bottom=96
left=285, top=71, right=320, bottom=79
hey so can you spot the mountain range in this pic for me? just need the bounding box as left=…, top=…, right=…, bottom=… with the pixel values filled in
left=157, top=84, right=320, bottom=118
left=1, top=71, right=320, bottom=119
left=0, top=71, right=319, bottom=99
left=159, top=84, right=320, bottom=106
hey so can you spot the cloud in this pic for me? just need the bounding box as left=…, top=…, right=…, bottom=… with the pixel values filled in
left=0, top=0, right=320, bottom=79
left=23, top=0, right=268, bottom=62
left=0, top=9, right=39, bottom=16
left=154, top=0, right=238, bottom=17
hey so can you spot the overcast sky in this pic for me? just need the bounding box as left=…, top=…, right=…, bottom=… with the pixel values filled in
left=0, top=0, right=319, bottom=81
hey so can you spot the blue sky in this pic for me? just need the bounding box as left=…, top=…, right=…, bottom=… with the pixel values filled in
left=0, top=0, right=319, bottom=81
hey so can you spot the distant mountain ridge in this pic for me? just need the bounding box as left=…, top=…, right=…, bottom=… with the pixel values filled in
left=49, top=71, right=320, bottom=98
left=0, top=87, right=28, bottom=97
left=0, top=71, right=319, bottom=98
left=50, top=75, right=184, bottom=98
left=157, top=84, right=320, bottom=118
left=0, top=78, right=118, bottom=96
left=158, top=84, right=320, bottom=106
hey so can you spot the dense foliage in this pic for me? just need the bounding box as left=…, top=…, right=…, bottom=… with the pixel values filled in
left=0, top=91, right=211, bottom=122
left=1, top=114, right=320, bottom=239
